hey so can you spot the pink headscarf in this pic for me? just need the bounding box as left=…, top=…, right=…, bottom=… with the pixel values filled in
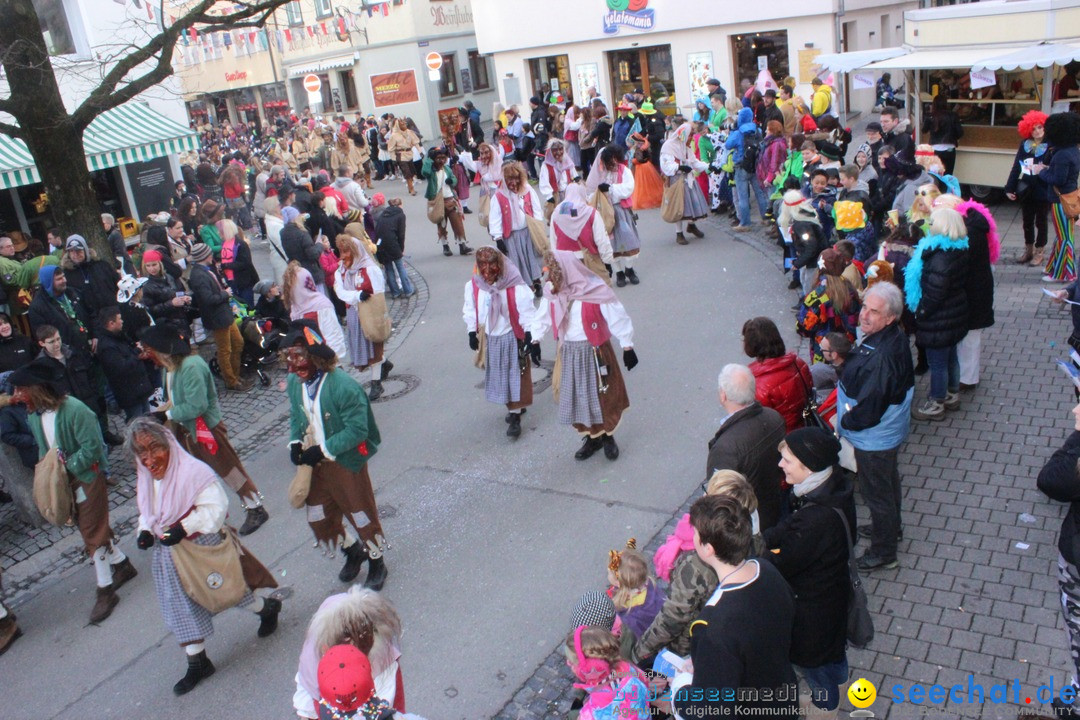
left=551, top=184, right=593, bottom=240
left=289, top=266, right=336, bottom=320
left=473, top=246, right=527, bottom=329
left=660, top=123, right=694, bottom=165
left=585, top=146, right=622, bottom=192
left=135, top=430, right=219, bottom=536
left=543, top=139, right=575, bottom=175
left=653, top=513, right=695, bottom=582
left=476, top=142, right=505, bottom=181
left=337, top=235, right=381, bottom=299
left=544, top=249, right=619, bottom=336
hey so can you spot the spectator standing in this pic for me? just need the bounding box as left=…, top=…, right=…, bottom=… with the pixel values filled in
left=0, top=312, right=38, bottom=372
left=726, top=108, right=770, bottom=233
left=880, top=106, right=914, bottom=162
left=218, top=221, right=260, bottom=307
left=1006, top=111, right=1052, bottom=266
left=281, top=206, right=329, bottom=294
left=140, top=250, right=191, bottom=332
left=374, top=197, right=413, bottom=298
left=742, top=317, right=812, bottom=432
left=61, top=235, right=120, bottom=319
left=187, top=243, right=251, bottom=393
left=797, top=248, right=860, bottom=364
left=1035, top=112, right=1080, bottom=283
left=94, top=307, right=153, bottom=420
left=101, top=214, right=133, bottom=274
left=923, top=95, right=963, bottom=175
left=836, top=282, right=914, bottom=571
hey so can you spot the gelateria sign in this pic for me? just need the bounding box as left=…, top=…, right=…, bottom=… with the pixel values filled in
left=602, top=0, right=655, bottom=35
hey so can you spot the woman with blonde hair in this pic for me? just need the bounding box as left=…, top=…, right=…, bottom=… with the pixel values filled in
left=218, top=219, right=259, bottom=306
left=913, top=143, right=944, bottom=174
left=263, top=196, right=288, bottom=285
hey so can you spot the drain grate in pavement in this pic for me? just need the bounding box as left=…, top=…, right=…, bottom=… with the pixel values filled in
left=364, top=374, right=421, bottom=402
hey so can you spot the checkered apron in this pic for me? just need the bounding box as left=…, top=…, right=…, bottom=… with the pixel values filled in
left=557, top=340, right=604, bottom=427
left=484, top=331, right=523, bottom=405
left=345, top=305, right=380, bottom=369
left=152, top=532, right=253, bottom=644
left=505, top=227, right=543, bottom=282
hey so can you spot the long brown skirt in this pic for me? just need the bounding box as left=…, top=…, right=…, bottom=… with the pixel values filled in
left=572, top=341, right=630, bottom=438
left=72, top=470, right=114, bottom=555
left=173, top=420, right=259, bottom=502
left=235, top=531, right=278, bottom=591
left=306, top=462, right=384, bottom=551
left=508, top=358, right=533, bottom=411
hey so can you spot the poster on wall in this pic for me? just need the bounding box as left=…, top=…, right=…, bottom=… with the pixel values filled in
left=575, top=63, right=599, bottom=105
left=686, top=52, right=713, bottom=102
left=124, top=157, right=174, bottom=220
left=798, top=48, right=823, bottom=83
left=369, top=69, right=420, bottom=108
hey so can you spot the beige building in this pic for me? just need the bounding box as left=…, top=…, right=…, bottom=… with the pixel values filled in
left=175, top=0, right=494, bottom=138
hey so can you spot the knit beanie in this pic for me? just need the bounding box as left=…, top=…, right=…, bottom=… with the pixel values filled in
left=189, top=243, right=213, bottom=263
left=785, top=428, right=841, bottom=472
left=65, top=234, right=90, bottom=254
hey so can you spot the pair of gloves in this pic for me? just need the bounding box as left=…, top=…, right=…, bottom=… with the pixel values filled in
left=289, top=442, right=325, bottom=467
left=137, top=523, right=186, bottom=549
left=469, top=331, right=543, bottom=366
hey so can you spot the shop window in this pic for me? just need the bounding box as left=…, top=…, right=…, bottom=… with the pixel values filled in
left=32, top=0, right=76, bottom=56
left=314, top=0, right=333, bottom=19
left=285, top=1, right=303, bottom=27
left=607, top=45, right=674, bottom=114
left=339, top=70, right=358, bottom=110
left=528, top=54, right=570, bottom=100
left=468, top=50, right=491, bottom=91
left=439, top=53, right=459, bottom=98
left=730, top=31, right=789, bottom=93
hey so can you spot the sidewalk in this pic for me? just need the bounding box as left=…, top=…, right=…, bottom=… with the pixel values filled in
left=496, top=201, right=1077, bottom=720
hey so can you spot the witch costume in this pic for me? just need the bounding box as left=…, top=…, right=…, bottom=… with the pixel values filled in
left=586, top=146, right=641, bottom=286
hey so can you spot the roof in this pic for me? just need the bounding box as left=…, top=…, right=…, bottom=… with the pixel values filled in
left=0, top=102, right=197, bottom=190
left=814, top=47, right=908, bottom=74
left=862, top=45, right=1031, bottom=71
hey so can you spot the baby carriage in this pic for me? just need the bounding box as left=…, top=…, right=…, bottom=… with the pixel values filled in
left=209, top=298, right=288, bottom=387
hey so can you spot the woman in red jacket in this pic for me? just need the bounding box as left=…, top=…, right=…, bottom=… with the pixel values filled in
left=742, top=316, right=812, bottom=432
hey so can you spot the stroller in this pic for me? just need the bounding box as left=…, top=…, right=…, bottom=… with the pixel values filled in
left=209, top=298, right=288, bottom=387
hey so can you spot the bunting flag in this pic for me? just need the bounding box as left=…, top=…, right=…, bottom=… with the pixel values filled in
left=283, top=28, right=292, bottom=42
left=320, top=22, right=328, bottom=35
left=222, top=31, right=231, bottom=47
left=249, top=31, right=257, bottom=44
left=189, top=27, right=198, bottom=42
left=337, top=17, right=346, bottom=35
left=306, top=25, right=314, bottom=37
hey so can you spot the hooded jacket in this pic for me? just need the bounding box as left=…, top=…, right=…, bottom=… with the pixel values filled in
left=724, top=108, right=758, bottom=165
left=61, top=243, right=119, bottom=318
left=27, top=265, right=93, bottom=356
left=749, top=354, right=813, bottom=433
left=374, top=205, right=406, bottom=263
left=905, top=232, right=970, bottom=349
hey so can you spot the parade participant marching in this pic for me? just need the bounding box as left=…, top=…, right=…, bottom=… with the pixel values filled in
left=293, top=586, right=406, bottom=718
left=489, top=161, right=545, bottom=293
left=139, top=324, right=270, bottom=536
left=586, top=145, right=641, bottom=287
left=285, top=320, right=388, bottom=589
left=284, top=261, right=349, bottom=362
left=660, top=122, right=710, bottom=245
left=548, top=184, right=613, bottom=283
left=530, top=250, right=637, bottom=461
left=127, top=417, right=280, bottom=696
left=539, top=139, right=576, bottom=209
left=334, top=234, right=394, bottom=401
left=462, top=246, right=539, bottom=440
left=421, top=146, right=473, bottom=258
left=10, top=358, right=137, bottom=623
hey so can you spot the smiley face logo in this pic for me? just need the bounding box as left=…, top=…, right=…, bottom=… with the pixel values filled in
left=848, top=678, right=877, bottom=709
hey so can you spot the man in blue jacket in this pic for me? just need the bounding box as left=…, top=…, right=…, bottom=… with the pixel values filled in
left=725, top=107, right=770, bottom=232
left=836, top=282, right=914, bottom=571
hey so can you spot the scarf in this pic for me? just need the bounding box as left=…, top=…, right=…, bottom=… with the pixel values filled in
left=904, top=232, right=970, bottom=312
left=544, top=249, right=618, bottom=337
left=584, top=151, right=622, bottom=192
left=792, top=467, right=832, bottom=498
left=543, top=141, right=575, bottom=175
left=472, top=246, right=527, bottom=330
left=135, top=431, right=219, bottom=536
left=552, top=184, right=592, bottom=239
left=337, top=235, right=380, bottom=299
left=653, top=513, right=695, bottom=582
left=955, top=199, right=1001, bottom=264
left=659, top=123, right=693, bottom=165
left=289, top=266, right=336, bottom=320
left=476, top=143, right=505, bottom=184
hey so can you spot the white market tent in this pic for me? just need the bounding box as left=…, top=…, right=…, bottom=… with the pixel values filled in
left=0, top=102, right=198, bottom=190
left=972, top=42, right=1080, bottom=72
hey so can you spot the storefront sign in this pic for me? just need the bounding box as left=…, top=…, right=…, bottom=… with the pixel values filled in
left=124, top=156, right=174, bottom=220
left=969, top=69, right=996, bottom=90
left=602, top=0, right=655, bottom=35
left=370, top=69, right=420, bottom=107
left=225, top=71, right=248, bottom=82
left=430, top=4, right=473, bottom=27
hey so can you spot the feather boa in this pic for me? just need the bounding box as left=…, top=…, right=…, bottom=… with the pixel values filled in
left=956, top=199, right=1000, bottom=264
left=904, top=232, right=969, bottom=312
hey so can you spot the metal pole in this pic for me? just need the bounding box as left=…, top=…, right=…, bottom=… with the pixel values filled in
left=1041, top=65, right=1054, bottom=114
left=913, top=68, right=921, bottom=144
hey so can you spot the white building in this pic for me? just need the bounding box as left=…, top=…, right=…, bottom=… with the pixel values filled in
left=471, top=0, right=917, bottom=116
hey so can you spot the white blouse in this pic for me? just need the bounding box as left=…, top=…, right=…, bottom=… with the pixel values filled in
left=462, top=281, right=537, bottom=338
left=531, top=296, right=634, bottom=348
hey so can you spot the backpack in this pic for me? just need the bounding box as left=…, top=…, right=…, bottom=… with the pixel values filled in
left=740, top=130, right=761, bottom=173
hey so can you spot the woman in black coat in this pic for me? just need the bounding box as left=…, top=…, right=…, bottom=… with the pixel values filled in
left=766, top=428, right=854, bottom=716
left=1005, top=111, right=1053, bottom=266
left=0, top=313, right=38, bottom=373
left=1037, top=404, right=1080, bottom=719
left=905, top=206, right=969, bottom=420
left=951, top=198, right=996, bottom=390
left=922, top=94, right=963, bottom=174
left=140, top=250, right=191, bottom=332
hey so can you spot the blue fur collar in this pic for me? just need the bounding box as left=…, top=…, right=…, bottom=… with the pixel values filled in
left=904, top=233, right=969, bottom=312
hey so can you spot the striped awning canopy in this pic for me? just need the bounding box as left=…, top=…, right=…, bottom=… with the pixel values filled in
left=0, top=102, right=198, bottom=190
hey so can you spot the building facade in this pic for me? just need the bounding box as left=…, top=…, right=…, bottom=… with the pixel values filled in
left=471, top=0, right=916, bottom=116
left=175, top=0, right=494, bottom=139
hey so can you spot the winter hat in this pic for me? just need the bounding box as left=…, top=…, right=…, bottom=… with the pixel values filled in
left=816, top=141, right=842, bottom=161
left=317, top=644, right=374, bottom=714
left=819, top=247, right=848, bottom=277
left=9, top=357, right=65, bottom=393
left=784, top=427, right=841, bottom=472
left=283, top=318, right=336, bottom=360
left=253, top=279, right=275, bottom=297
left=282, top=206, right=301, bottom=224
left=65, top=234, right=90, bottom=254
left=141, top=249, right=164, bottom=264
left=865, top=259, right=894, bottom=287
left=140, top=324, right=191, bottom=356
left=865, top=121, right=883, bottom=133
left=116, top=274, right=148, bottom=303
left=570, top=591, right=616, bottom=631
left=928, top=172, right=962, bottom=198
left=189, top=243, right=213, bottom=263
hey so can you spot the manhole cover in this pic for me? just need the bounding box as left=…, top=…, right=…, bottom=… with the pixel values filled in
left=364, top=374, right=420, bottom=402
left=473, top=360, right=554, bottom=392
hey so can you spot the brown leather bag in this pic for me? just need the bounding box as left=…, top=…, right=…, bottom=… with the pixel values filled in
left=169, top=528, right=247, bottom=613
left=1057, top=187, right=1080, bottom=221
left=33, top=448, right=72, bottom=526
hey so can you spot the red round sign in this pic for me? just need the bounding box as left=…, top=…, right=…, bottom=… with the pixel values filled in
left=425, top=52, right=443, bottom=71
left=303, top=74, right=322, bottom=93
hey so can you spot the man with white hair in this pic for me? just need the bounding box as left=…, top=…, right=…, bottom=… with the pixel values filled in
left=705, top=363, right=787, bottom=530
left=837, top=282, right=914, bottom=572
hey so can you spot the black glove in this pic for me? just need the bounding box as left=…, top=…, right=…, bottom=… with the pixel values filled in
left=623, top=348, right=639, bottom=371
left=159, top=522, right=187, bottom=546
left=469, top=331, right=479, bottom=351
left=598, top=182, right=611, bottom=193
left=359, top=290, right=371, bottom=302
left=523, top=331, right=533, bottom=346
left=603, top=263, right=613, bottom=277
left=289, top=441, right=303, bottom=466
left=496, top=239, right=509, bottom=255
left=137, top=530, right=154, bottom=550
left=547, top=198, right=556, bottom=204
left=530, top=342, right=542, bottom=366
left=678, top=164, right=692, bottom=173
left=300, top=445, right=325, bottom=467
left=150, top=410, right=168, bottom=424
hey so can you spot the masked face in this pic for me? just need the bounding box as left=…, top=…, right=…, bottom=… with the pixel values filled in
left=480, top=146, right=493, bottom=164
left=134, top=435, right=171, bottom=480
left=477, top=250, right=501, bottom=285
left=10, top=386, right=32, bottom=411
left=286, top=346, right=316, bottom=381
left=340, top=244, right=354, bottom=268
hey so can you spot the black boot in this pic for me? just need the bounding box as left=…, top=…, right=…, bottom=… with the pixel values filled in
left=238, top=505, right=269, bottom=536
left=505, top=408, right=527, bottom=423
left=602, top=434, right=620, bottom=460
left=458, top=242, right=474, bottom=255
left=339, top=541, right=367, bottom=583
left=574, top=435, right=603, bottom=460
left=625, top=268, right=640, bottom=285
left=368, top=380, right=384, bottom=401
left=616, top=271, right=627, bottom=287
left=173, top=650, right=215, bottom=696
left=442, top=243, right=453, bottom=257
left=380, top=360, right=394, bottom=381
left=364, top=555, right=388, bottom=591
left=687, top=223, right=704, bottom=238
left=256, top=597, right=281, bottom=638
left=507, top=412, right=521, bottom=438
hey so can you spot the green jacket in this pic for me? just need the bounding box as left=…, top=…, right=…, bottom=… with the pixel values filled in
left=16, top=254, right=59, bottom=289
left=28, top=396, right=107, bottom=483
left=199, top=224, right=223, bottom=255
left=421, top=155, right=456, bottom=201
left=165, top=354, right=221, bottom=439
left=288, top=368, right=380, bottom=472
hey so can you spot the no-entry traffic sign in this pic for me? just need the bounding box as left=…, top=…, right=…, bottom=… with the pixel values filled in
left=425, top=52, right=443, bottom=71
left=303, top=74, right=322, bottom=93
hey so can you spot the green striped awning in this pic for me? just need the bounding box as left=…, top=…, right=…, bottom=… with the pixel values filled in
left=0, top=102, right=198, bottom=190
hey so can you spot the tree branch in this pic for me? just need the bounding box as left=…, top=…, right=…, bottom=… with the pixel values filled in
left=0, top=120, right=21, bottom=139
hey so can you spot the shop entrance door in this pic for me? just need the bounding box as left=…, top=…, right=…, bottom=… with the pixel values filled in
left=608, top=45, right=675, bottom=114
left=528, top=55, right=570, bottom=100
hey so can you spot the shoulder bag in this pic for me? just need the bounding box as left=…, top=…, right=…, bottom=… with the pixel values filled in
left=1056, top=186, right=1080, bottom=221
left=831, top=506, right=875, bottom=649
left=33, top=447, right=72, bottom=526
left=356, top=293, right=392, bottom=344
left=794, top=356, right=832, bottom=433
left=660, top=177, right=685, bottom=224
left=169, top=527, right=248, bottom=614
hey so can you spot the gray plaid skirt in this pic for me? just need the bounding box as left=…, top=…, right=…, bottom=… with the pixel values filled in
left=558, top=340, right=604, bottom=427
left=612, top=205, right=641, bottom=256
left=485, top=331, right=523, bottom=405
left=345, top=306, right=381, bottom=369
left=505, top=227, right=543, bottom=283
left=152, top=532, right=253, bottom=645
